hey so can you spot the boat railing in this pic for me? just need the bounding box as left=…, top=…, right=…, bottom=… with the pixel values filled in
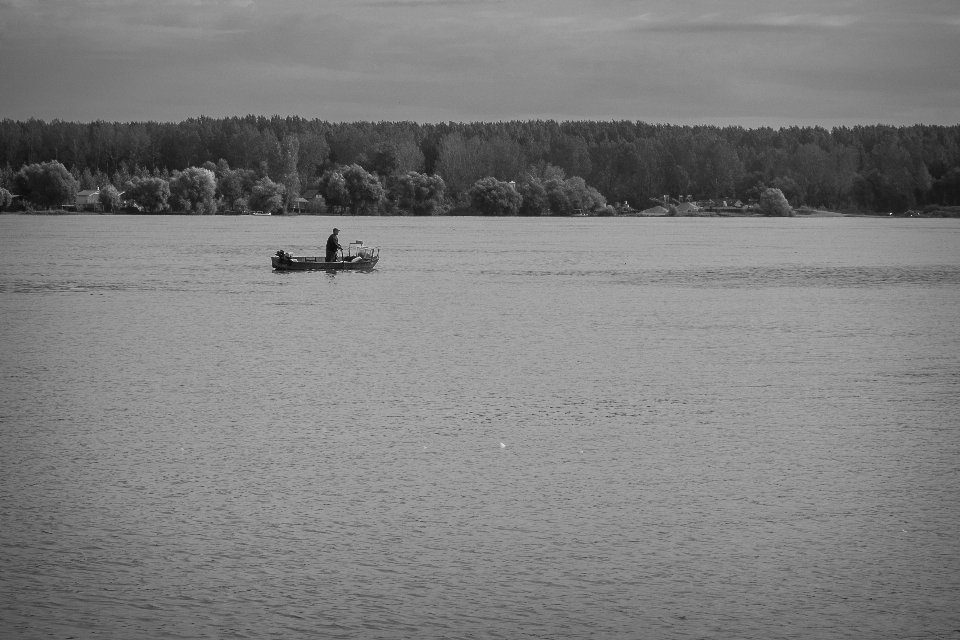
left=346, top=241, right=378, bottom=260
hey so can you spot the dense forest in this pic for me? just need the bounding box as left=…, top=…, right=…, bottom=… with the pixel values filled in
left=1, top=117, right=959, bottom=214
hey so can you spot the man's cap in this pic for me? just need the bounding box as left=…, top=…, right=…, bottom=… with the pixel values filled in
left=333, top=228, right=339, bottom=232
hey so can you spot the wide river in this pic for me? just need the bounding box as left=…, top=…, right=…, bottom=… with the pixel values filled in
left=1, top=214, right=958, bottom=639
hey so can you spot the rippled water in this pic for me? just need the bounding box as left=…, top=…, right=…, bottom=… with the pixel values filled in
left=1, top=215, right=959, bottom=639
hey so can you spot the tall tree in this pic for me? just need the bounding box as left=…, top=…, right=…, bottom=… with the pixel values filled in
left=341, top=164, right=384, bottom=215
left=318, top=168, right=350, bottom=213
left=297, top=131, right=329, bottom=189
left=367, top=143, right=400, bottom=178
left=99, top=184, right=122, bottom=212
left=13, top=161, right=78, bottom=207
left=435, top=133, right=483, bottom=199
left=278, top=135, right=301, bottom=208
left=169, top=167, right=217, bottom=214
left=396, top=172, right=446, bottom=216
left=469, top=177, right=521, bottom=216
left=517, top=176, right=549, bottom=216
left=125, top=177, right=170, bottom=212
left=248, top=176, right=286, bottom=213
left=0, top=187, right=13, bottom=210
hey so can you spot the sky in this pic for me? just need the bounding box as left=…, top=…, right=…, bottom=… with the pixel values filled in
left=0, top=0, right=958, bottom=127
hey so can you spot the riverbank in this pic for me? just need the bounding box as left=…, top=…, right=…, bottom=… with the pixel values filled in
left=4, top=208, right=957, bottom=218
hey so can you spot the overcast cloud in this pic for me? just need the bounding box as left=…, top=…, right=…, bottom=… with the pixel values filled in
left=0, top=0, right=957, bottom=125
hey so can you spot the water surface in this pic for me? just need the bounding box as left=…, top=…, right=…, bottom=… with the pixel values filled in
left=1, top=215, right=958, bottom=639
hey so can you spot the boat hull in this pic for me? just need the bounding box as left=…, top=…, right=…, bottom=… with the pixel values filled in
left=272, top=256, right=379, bottom=271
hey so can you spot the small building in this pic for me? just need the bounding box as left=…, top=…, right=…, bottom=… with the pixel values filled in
left=76, top=188, right=100, bottom=211
left=300, top=189, right=325, bottom=213
left=291, top=197, right=308, bottom=213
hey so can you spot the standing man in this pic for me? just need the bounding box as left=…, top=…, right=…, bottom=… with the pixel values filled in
left=325, top=228, right=342, bottom=262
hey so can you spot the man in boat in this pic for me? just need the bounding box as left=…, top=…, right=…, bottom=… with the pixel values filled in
left=325, top=228, right=342, bottom=262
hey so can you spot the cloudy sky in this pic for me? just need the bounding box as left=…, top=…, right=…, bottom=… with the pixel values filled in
left=0, top=0, right=958, bottom=126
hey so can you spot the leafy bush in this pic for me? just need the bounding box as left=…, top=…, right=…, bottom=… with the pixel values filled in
left=248, top=177, right=286, bottom=214
left=318, top=165, right=384, bottom=214
left=170, top=167, right=217, bottom=214
left=125, top=177, right=170, bottom=212
left=397, top=172, right=446, bottom=216
left=759, top=188, right=793, bottom=217
left=341, top=164, right=385, bottom=215
left=100, top=185, right=122, bottom=212
left=469, top=177, right=522, bottom=216
left=306, top=195, right=326, bottom=214
left=13, top=161, right=78, bottom=208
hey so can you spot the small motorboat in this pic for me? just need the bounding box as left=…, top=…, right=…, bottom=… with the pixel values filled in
left=272, top=241, right=380, bottom=271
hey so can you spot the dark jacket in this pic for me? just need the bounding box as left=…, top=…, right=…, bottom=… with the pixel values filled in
left=326, top=234, right=341, bottom=261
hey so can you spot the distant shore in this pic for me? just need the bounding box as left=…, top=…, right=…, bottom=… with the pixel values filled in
left=3, top=208, right=958, bottom=218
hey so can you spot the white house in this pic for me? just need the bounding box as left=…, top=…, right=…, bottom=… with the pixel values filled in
left=76, top=188, right=100, bottom=210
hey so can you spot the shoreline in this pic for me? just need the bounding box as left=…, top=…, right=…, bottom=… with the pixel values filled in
left=2, top=209, right=956, bottom=218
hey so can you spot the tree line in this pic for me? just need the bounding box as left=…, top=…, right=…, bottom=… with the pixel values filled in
left=1, top=117, right=959, bottom=214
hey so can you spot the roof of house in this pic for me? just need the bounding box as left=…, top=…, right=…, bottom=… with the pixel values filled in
left=676, top=202, right=699, bottom=212
left=641, top=205, right=668, bottom=214
left=302, top=189, right=320, bottom=199
left=77, top=189, right=100, bottom=196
